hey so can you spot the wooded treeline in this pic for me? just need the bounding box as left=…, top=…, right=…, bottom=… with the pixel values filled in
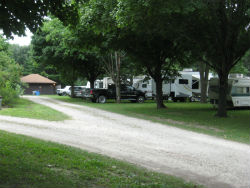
left=1, top=0, right=250, bottom=117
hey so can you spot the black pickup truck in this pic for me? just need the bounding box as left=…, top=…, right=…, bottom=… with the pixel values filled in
left=83, top=84, right=146, bottom=103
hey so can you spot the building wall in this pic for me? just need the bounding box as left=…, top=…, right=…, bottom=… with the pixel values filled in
left=24, top=83, right=56, bottom=95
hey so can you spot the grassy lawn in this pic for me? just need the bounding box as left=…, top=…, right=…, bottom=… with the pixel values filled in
left=50, top=95, right=250, bottom=143
left=0, top=130, right=200, bottom=188
left=0, top=98, right=69, bottom=121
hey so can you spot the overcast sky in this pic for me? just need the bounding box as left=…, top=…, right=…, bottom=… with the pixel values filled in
left=7, top=29, right=33, bottom=46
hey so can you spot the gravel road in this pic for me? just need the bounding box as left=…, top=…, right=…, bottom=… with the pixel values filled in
left=0, top=96, right=249, bottom=188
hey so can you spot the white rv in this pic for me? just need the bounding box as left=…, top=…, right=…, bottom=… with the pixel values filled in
left=209, top=74, right=250, bottom=107
left=133, top=70, right=213, bottom=101
left=92, top=77, right=114, bottom=89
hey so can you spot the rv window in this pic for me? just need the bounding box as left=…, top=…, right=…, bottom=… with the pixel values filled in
left=179, top=79, right=188, bottom=84
left=231, top=87, right=250, bottom=96
left=142, top=84, right=147, bottom=88
left=99, top=82, right=103, bottom=88
left=192, top=80, right=199, bottom=89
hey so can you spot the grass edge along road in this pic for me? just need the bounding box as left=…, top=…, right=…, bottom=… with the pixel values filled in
left=0, top=98, right=69, bottom=121
left=49, top=95, right=250, bottom=144
left=0, top=130, right=201, bottom=188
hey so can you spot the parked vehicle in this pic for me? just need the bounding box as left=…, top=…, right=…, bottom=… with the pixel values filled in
left=68, top=86, right=87, bottom=97
left=84, top=84, right=146, bottom=103
left=56, top=86, right=71, bottom=96
left=208, top=74, right=250, bottom=108
left=133, top=70, right=214, bottom=102
left=133, top=74, right=193, bottom=101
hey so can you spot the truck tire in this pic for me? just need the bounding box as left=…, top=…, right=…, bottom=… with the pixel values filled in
left=98, top=95, right=107, bottom=104
left=62, top=92, right=67, bottom=96
left=137, top=96, right=145, bottom=103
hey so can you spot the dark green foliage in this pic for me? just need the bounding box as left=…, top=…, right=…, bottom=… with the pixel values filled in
left=0, top=0, right=74, bottom=38
left=31, top=18, right=104, bottom=88
left=0, top=36, right=22, bottom=106
left=114, top=0, right=192, bottom=108
left=185, top=0, right=250, bottom=117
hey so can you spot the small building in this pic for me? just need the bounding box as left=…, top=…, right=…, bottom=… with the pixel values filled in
left=21, top=74, right=56, bottom=95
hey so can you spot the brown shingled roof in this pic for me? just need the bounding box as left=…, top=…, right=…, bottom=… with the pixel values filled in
left=21, top=74, right=56, bottom=84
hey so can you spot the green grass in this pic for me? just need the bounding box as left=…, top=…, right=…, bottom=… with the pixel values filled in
left=50, top=95, right=250, bottom=143
left=0, top=130, right=200, bottom=188
left=0, top=98, right=69, bottom=121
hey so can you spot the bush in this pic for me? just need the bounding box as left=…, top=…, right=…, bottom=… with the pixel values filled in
left=0, top=36, right=22, bottom=107
left=0, top=82, right=19, bottom=106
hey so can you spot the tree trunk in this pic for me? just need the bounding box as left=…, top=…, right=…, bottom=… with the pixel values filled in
left=199, top=63, right=209, bottom=103
left=90, top=80, right=95, bottom=89
left=115, top=78, right=121, bottom=103
left=115, top=51, right=121, bottom=103
left=216, top=72, right=229, bottom=117
left=129, top=75, right=133, bottom=86
left=70, top=82, right=75, bottom=98
left=154, top=77, right=166, bottom=109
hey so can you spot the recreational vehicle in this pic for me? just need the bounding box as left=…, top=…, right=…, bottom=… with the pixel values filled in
left=208, top=74, right=250, bottom=107
left=133, top=70, right=214, bottom=101
left=94, top=77, right=114, bottom=89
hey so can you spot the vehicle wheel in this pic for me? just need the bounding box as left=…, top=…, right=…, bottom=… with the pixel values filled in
left=98, top=95, right=107, bottom=104
left=189, top=97, right=195, bottom=102
left=91, top=98, right=97, bottom=103
left=137, top=96, right=145, bottom=103
left=62, top=92, right=67, bottom=96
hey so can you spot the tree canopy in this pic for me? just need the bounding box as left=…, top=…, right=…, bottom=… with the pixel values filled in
left=186, top=0, right=250, bottom=116
left=31, top=18, right=104, bottom=89
left=0, top=0, right=76, bottom=38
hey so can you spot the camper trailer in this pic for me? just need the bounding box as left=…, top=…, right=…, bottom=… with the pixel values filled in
left=133, top=76, right=173, bottom=99
left=133, top=70, right=213, bottom=101
left=133, top=74, right=193, bottom=101
left=92, top=77, right=114, bottom=89
left=208, top=74, right=250, bottom=107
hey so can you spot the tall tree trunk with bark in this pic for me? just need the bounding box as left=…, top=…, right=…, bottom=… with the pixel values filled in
left=89, top=79, right=95, bottom=89
left=154, top=76, right=166, bottom=109
left=115, top=51, right=121, bottom=103
left=70, top=82, right=75, bottom=98
left=147, top=61, right=166, bottom=109
left=199, top=63, right=209, bottom=103
left=217, top=70, right=229, bottom=117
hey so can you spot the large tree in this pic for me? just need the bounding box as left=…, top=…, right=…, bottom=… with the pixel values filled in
left=67, top=0, right=132, bottom=103
left=114, top=0, right=192, bottom=108
left=32, top=18, right=103, bottom=91
left=187, top=0, right=250, bottom=117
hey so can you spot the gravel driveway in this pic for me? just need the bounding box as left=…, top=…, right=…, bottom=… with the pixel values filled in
left=0, top=96, right=249, bottom=188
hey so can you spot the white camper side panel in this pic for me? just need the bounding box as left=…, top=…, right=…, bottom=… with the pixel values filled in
left=172, top=74, right=192, bottom=98
left=162, top=81, right=171, bottom=97
left=133, top=79, right=155, bottom=98
left=231, top=79, right=250, bottom=107
left=103, top=77, right=114, bottom=89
